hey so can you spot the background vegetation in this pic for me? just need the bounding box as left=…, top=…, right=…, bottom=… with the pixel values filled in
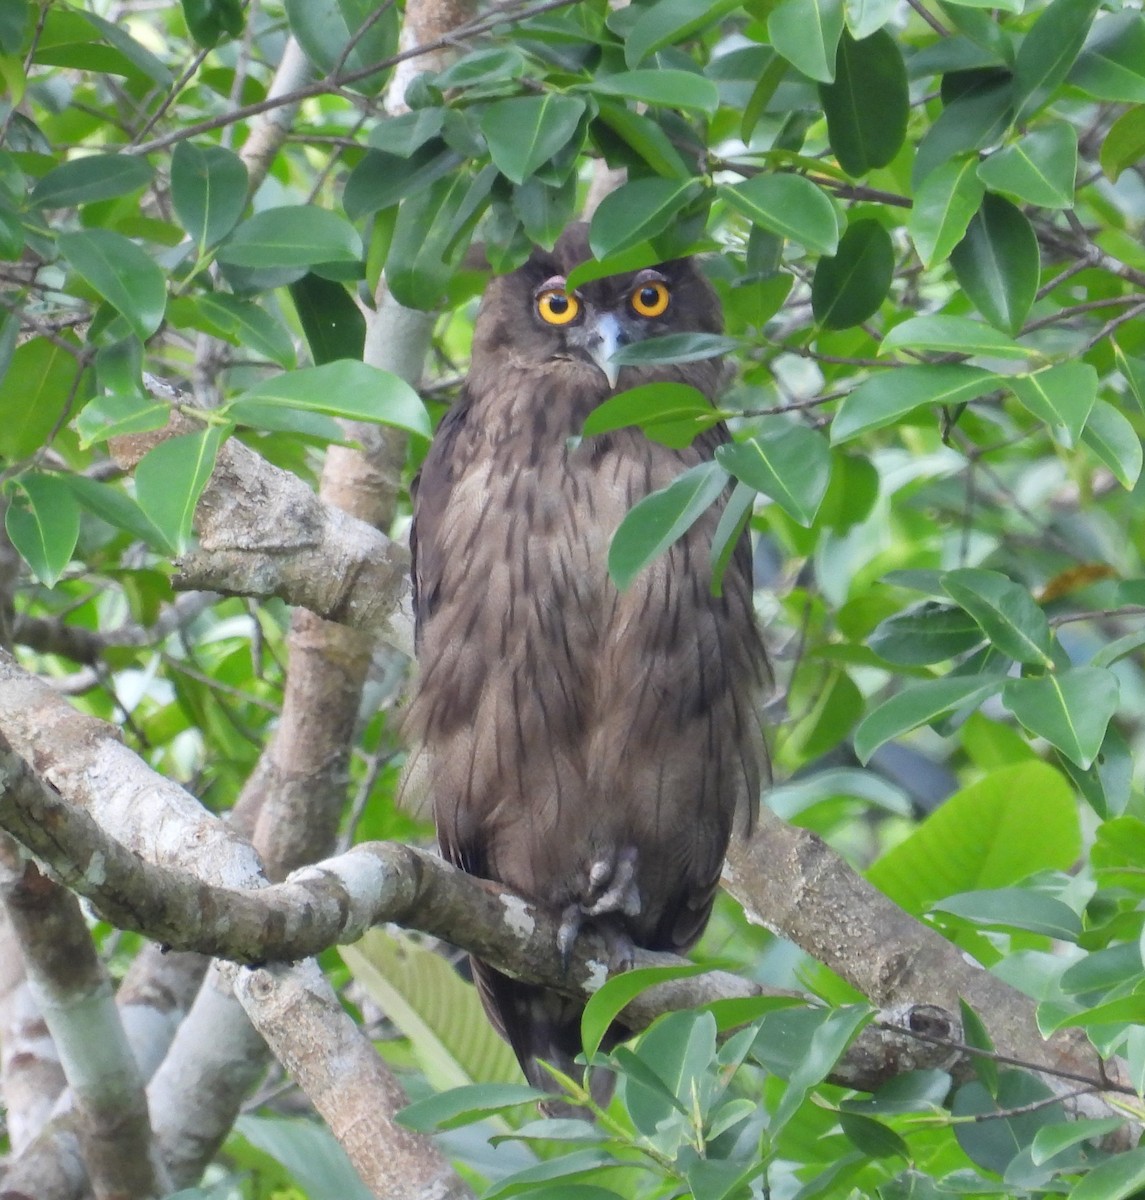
left=2, top=0, right=1145, bottom=1196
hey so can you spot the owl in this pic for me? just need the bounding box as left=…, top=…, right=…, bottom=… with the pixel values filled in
left=405, top=223, right=767, bottom=1108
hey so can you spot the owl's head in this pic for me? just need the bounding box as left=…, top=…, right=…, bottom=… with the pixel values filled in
left=471, top=223, right=723, bottom=395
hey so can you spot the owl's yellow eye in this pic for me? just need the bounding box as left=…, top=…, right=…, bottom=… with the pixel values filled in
left=631, top=280, right=670, bottom=318
left=536, top=289, right=580, bottom=326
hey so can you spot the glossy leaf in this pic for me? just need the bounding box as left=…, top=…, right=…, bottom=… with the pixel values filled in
left=941, top=567, right=1054, bottom=666
left=1081, top=398, right=1144, bottom=489
left=1031, top=1118, right=1130, bottom=1166
left=479, top=95, right=586, bottom=186
left=366, top=109, right=445, bottom=156
left=134, top=426, right=225, bottom=555
left=1002, top=667, right=1119, bottom=769
left=397, top=1083, right=548, bottom=1132
left=217, top=205, right=362, bottom=268
left=289, top=274, right=366, bottom=366
left=608, top=460, right=729, bottom=590
left=170, top=141, right=247, bottom=249
left=722, top=174, right=838, bottom=256
left=931, top=887, right=1082, bottom=940
left=623, top=0, right=742, bottom=68
left=6, top=472, right=80, bottom=586
left=75, top=392, right=169, bottom=446
left=854, top=674, right=1003, bottom=764
left=950, top=195, right=1039, bottom=334
left=284, top=0, right=398, bottom=93
left=844, top=0, right=898, bottom=39
left=819, top=31, right=908, bottom=176
left=869, top=602, right=986, bottom=665
left=715, top=422, right=831, bottom=526
left=608, top=333, right=739, bottom=368
left=581, top=382, right=719, bottom=448
left=343, top=145, right=463, bottom=220
left=768, top=0, right=845, bottom=83
left=227, top=362, right=430, bottom=438
left=31, top=153, right=154, bottom=208
left=187, top=294, right=296, bottom=368
left=0, top=335, right=83, bottom=459
left=867, top=762, right=1079, bottom=911
left=581, top=963, right=711, bottom=1060
left=831, top=364, right=1001, bottom=443
left=812, top=218, right=894, bottom=329
left=1009, top=363, right=1097, bottom=447
left=1070, top=12, right=1145, bottom=103
left=912, top=79, right=1013, bottom=187
left=63, top=475, right=165, bottom=548
left=977, top=121, right=1077, bottom=209
left=513, top=174, right=577, bottom=249
left=181, top=0, right=243, bottom=47
left=1100, top=106, right=1145, bottom=182
left=582, top=69, right=719, bottom=115
left=908, top=155, right=985, bottom=269
left=589, top=177, right=703, bottom=258
left=880, top=315, right=1027, bottom=359
left=57, top=229, right=166, bottom=341
left=1013, top=0, right=1102, bottom=121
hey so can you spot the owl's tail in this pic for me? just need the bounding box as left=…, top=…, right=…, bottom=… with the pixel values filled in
left=471, top=959, right=620, bottom=1117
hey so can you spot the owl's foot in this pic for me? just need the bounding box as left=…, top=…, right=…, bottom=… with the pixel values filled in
left=556, top=847, right=642, bottom=973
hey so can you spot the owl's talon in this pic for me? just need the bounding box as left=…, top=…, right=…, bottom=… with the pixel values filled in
left=601, top=926, right=636, bottom=975
left=557, top=905, right=583, bottom=974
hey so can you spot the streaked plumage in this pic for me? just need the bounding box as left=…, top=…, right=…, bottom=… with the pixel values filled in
left=405, top=224, right=767, bottom=1105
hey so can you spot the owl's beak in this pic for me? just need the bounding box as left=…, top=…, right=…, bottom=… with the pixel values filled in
left=584, top=313, right=624, bottom=389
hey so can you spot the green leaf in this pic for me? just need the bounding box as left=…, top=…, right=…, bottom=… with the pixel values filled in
left=959, top=1000, right=998, bottom=1094
left=609, top=332, right=739, bottom=368
left=582, top=69, right=719, bottom=115
left=5, top=472, right=80, bottom=586
left=170, top=141, right=248, bottom=249
left=513, top=175, right=577, bottom=249
left=181, top=0, right=243, bottom=47
left=838, top=1111, right=909, bottom=1159
left=366, top=109, right=446, bottom=156
left=1002, top=667, right=1119, bottom=769
left=1113, top=339, right=1145, bottom=412
left=953, top=1071, right=1057, bottom=1175
left=0, top=335, right=83, bottom=459
left=831, top=365, right=1001, bottom=443
left=1071, top=12, right=1145, bottom=103
left=950, top=194, right=1039, bottom=334
left=1068, top=1145, right=1145, bottom=1200
left=479, top=94, right=586, bottom=186
left=941, top=567, right=1054, bottom=666
left=879, top=314, right=1027, bottom=360
left=722, top=174, right=839, bottom=256
left=227, top=362, right=430, bottom=438
left=869, top=602, right=986, bottom=665
left=63, top=475, right=165, bottom=548
left=774, top=1004, right=873, bottom=1131
left=715, top=421, right=831, bottom=526
left=867, top=762, right=1080, bottom=912
left=1101, top=106, right=1145, bottom=182
left=912, top=78, right=1013, bottom=187
left=1008, top=362, right=1097, bottom=448
left=134, top=426, right=225, bottom=555
left=581, top=382, right=720, bottom=448
left=217, top=205, right=361, bottom=269
left=819, top=31, right=908, bottom=176
left=483, top=1151, right=610, bottom=1198
left=593, top=102, right=692, bottom=181
left=342, top=145, right=463, bottom=221
left=811, top=217, right=893, bottom=329
left=1081, top=398, right=1143, bottom=489
left=931, top=887, right=1082, bottom=940
left=284, top=0, right=398, bottom=93
left=977, top=121, right=1076, bottom=210
left=233, top=1115, right=373, bottom=1200
left=588, top=177, right=702, bottom=258
left=581, top=963, right=712, bottom=1061
left=288, top=275, right=366, bottom=366
left=768, top=0, right=845, bottom=82
left=57, top=229, right=166, bottom=341
left=31, top=153, right=154, bottom=208
left=188, top=294, right=295, bottom=369
left=1013, top=0, right=1102, bottom=121
left=623, top=0, right=742, bottom=68
left=908, top=155, right=985, bottom=269
left=844, top=0, right=898, bottom=39
left=854, top=674, right=1004, bottom=764
left=75, top=392, right=170, bottom=446
left=396, top=1083, right=548, bottom=1133
left=608, top=460, right=729, bottom=590
left=1031, top=1117, right=1128, bottom=1166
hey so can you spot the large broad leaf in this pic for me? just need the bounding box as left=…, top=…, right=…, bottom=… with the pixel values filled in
left=854, top=674, right=1004, bottom=764
left=134, top=426, right=225, bottom=555
left=288, top=275, right=365, bottom=366
left=181, top=0, right=243, bottom=47
left=1013, top=0, right=1102, bottom=121
left=1081, top=398, right=1144, bottom=488
left=589, top=178, right=704, bottom=259
left=217, top=205, right=362, bottom=269
left=342, top=145, right=463, bottom=221
left=811, top=217, right=894, bottom=329
left=866, top=762, right=1080, bottom=913
left=831, top=364, right=1001, bottom=443
left=623, top=0, right=742, bottom=67
left=715, top=421, right=831, bottom=526
left=908, top=155, right=985, bottom=269
left=819, top=31, right=907, bottom=176
left=1002, top=667, right=1120, bottom=769
left=31, top=153, right=154, bottom=208
left=1100, top=106, right=1145, bottom=182
left=608, top=332, right=739, bottom=368
left=869, top=602, right=986, bottom=665
left=582, top=69, right=719, bottom=115
left=0, top=335, right=84, bottom=459
left=1070, top=11, right=1145, bottom=103
left=234, top=1115, right=374, bottom=1200
left=581, top=382, right=720, bottom=448
left=1068, top=1146, right=1145, bottom=1200
left=63, top=475, right=166, bottom=549
left=879, top=314, right=1027, bottom=359
left=977, top=121, right=1077, bottom=209
left=170, top=141, right=248, bottom=249
left=397, top=1083, right=549, bottom=1133
left=608, top=460, right=729, bottom=590
left=1008, top=362, right=1097, bottom=448
left=581, top=963, right=713, bottom=1060
left=941, top=567, right=1054, bottom=666
left=172, top=294, right=295, bottom=369
left=284, top=0, right=398, bottom=93
left=57, top=229, right=166, bottom=341
left=912, top=78, right=1013, bottom=187
left=950, top=194, right=1039, bottom=334
left=227, top=362, right=430, bottom=438
left=930, top=887, right=1082, bottom=940
left=479, top=94, right=586, bottom=186
left=768, top=0, right=845, bottom=82
left=5, top=472, right=80, bottom=587
left=722, top=174, right=839, bottom=256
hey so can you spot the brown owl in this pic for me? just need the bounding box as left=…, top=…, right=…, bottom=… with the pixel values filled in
left=405, top=224, right=767, bottom=1108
